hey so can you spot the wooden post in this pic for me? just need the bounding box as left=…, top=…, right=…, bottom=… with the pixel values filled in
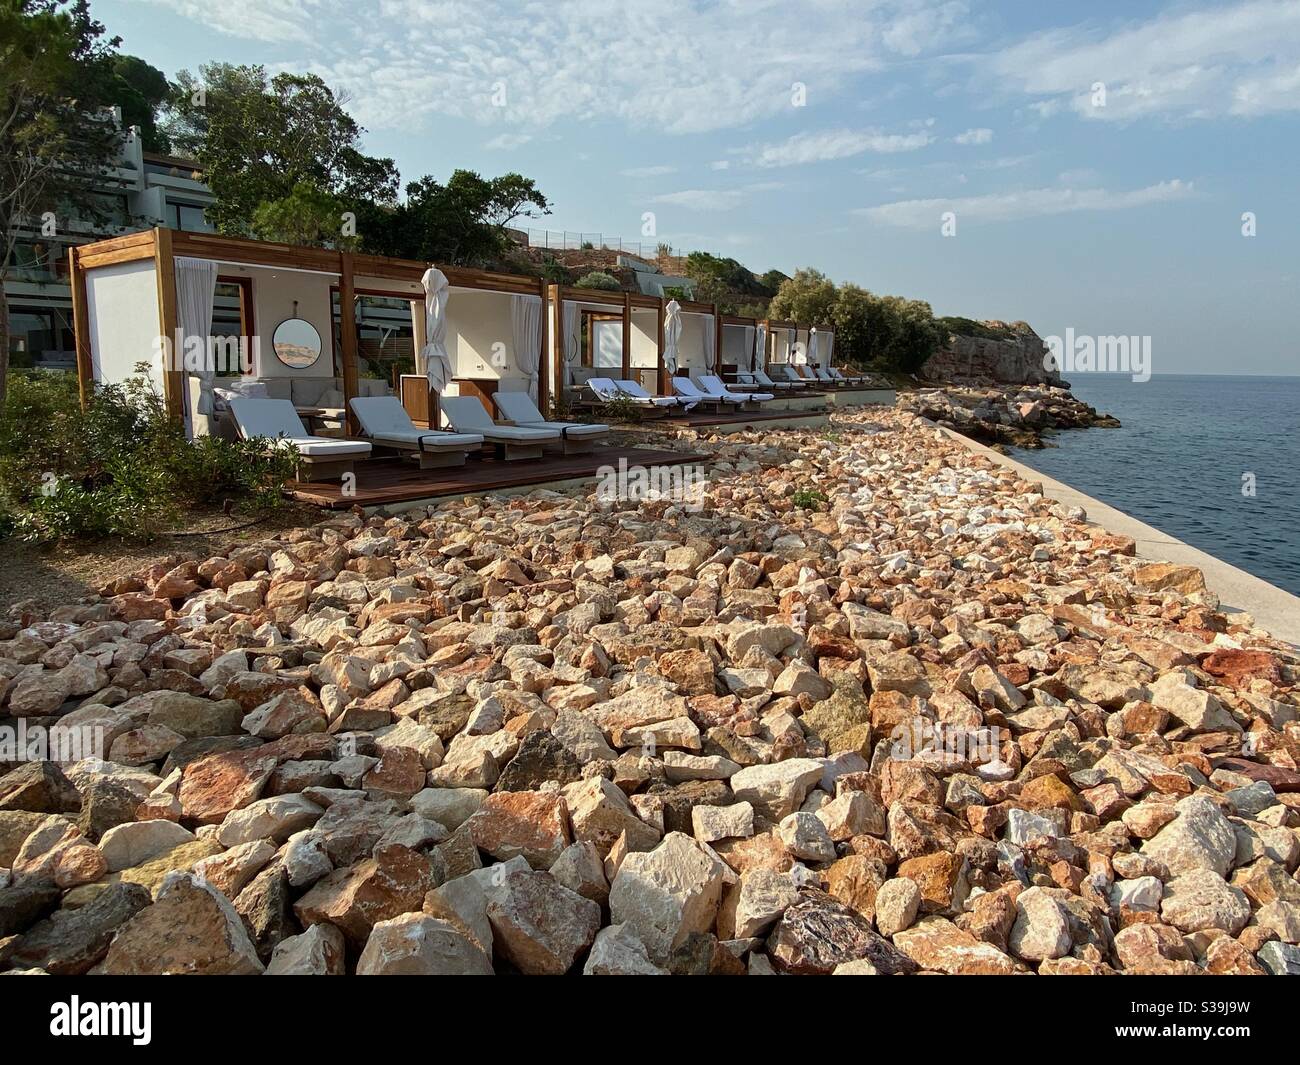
left=536, top=276, right=549, bottom=415
left=713, top=306, right=722, bottom=375
left=153, top=227, right=184, bottom=423
left=656, top=299, right=666, bottom=395
left=621, top=292, right=631, bottom=382
left=549, top=285, right=564, bottom=410
left=68, top=247, right=92, bottom=410
left=339, top=251, right=360, bottom=435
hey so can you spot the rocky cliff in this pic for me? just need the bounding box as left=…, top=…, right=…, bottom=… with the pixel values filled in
left=921, top=321, right=1063, bottom=387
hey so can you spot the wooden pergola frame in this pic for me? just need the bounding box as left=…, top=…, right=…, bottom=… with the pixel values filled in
left=760, top=318, right=798, bottom=364
left=549, top=285, right=665, bottom=398
left=69, top=228, right=551, bottom=434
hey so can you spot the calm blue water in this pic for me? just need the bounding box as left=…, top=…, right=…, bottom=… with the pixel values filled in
left=1010, top=374, right=1300, bottom=596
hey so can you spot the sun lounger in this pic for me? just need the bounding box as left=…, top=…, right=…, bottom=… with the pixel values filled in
left=492, top=391, right=610, bottom=455
left=672, top=376, right=743, bottom=410
left=349, top=396, right=484, bottom=468
left=698, top=374, right=772, bottom=407
left=230, top=397, right=371, bottom=483
left=828, top=367, right=870, bottom=386
left=776, top=364, right=811, bottom=387
left=583, top=377, right=677, bottom=414
left=439, top=396, right=560, bottom=461
left=612, top=378, right=684, bottom=412
left=751, top=368, right=802, bottom=391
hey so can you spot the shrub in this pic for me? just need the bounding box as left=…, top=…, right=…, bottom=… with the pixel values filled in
left=598, top=395, right=644, bottom=424
left=574, top=270, right=622, bottom=291
left=0, top=369, right=297, bottom=543
left=791, top=488, right=828, bottom=511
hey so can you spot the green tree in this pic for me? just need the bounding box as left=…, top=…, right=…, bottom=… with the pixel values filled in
left=164, top=64, right=399, bottom=234
left=93, top=54, right=171, bottom=153
left=0, top=0, right=126, bottom=408
left=768, top=267, right=838, bottom=325
left=251, top=181, right=355, bottom=248
left=371, top=169, right=549, bottom=267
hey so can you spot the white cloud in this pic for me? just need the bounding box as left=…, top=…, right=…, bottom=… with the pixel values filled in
left=744, top=127, right=933, bottom=168
left=485, top=131, right=534, bottom=150
left=650, top=189, right=747, bottom=211
left=650, top=181, right=784, bottom=212
left=144, top=0, right=320, bottom=43
left=953, top=127, right=993, bottom=145
left=986, top=1, right=1300, bottom=122
left=620, top=165, right=677, bottom=178
left=857, top=178, right=1195, bottom=228
left=137, top=0, right=967, bottom=134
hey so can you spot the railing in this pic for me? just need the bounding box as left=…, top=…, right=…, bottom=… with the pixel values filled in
left=522, top=229, right=688, bottom=261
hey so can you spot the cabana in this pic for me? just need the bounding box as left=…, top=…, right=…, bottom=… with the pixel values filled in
left=67, top=229, right=551, bottom=441
left=665, top=299, right=718, bottom=381
left=718, top=314, right=760, bottom=377
left=763, top=319, right=798, bottom=367
left=550, top=286, right=664, bottom=401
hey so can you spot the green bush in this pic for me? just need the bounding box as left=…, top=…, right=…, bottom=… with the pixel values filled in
left=791, top=488, right=828, bottom=511
left=0, top=369, right=297, bottom=543
left=574, top=270, right=622, bottom=291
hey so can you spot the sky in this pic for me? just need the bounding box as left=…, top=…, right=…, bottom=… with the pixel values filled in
left=94, top=0, right=1299, bottom=375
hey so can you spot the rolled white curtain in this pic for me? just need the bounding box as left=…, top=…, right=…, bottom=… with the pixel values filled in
left=808, top=328, right=820, bottom=368
left=512, top=294, right=543, bottom=402
left=174, top=256, right=218, bottom=417
left=663, top=300, right=682, bottom=374
left=823, top=332, right=835, bottom=366
left=421, top=267, right=452, bottom=395
left=754, top=322, right=767, bottom=371
left=742, top=325, right=755, bottom=372
left=563, top=301, right=579, bottom=385
left=702, top=315, right=716, bottom=372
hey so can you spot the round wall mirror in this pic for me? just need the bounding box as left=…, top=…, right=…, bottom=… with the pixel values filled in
left=272, top=318, right=322, bottom=369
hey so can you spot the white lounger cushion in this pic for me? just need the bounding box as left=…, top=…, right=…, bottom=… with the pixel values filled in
left=674, top=377, right=743, bottom=404
left=493, top=392, right=610, bottom=436
left=611, top=379, right=678, bottom=407
left=758, top=369, right=801, bottom=388
left=699, top=375, right=772, bottom=402
left=350, top=397, right=484, bottom=451
left=230, top=398, right=370, bottom=458
left=441, top=396, right=560, bottom=442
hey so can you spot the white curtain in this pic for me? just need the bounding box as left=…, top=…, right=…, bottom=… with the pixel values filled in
left=663, top=300, right=682, bottom=374
left=823, top=332, right=835, bottom=366
left=174, top=256, right=218, bottom=419
left=512, top=294, right=543, bottom=402
left=421, top=267, right=452, bottom=395
left=742, top=325, right=756, bottom=372
left=789, top=327, right=799, bottom=364
left=563, top=302, right=579, bottom=385
left=808, top=328, right=820, bottom=368
left=754, top=322, right=767, bottom=371
left=702, top=315, right=716, bottom=372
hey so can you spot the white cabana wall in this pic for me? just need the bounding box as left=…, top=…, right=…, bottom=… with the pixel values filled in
left=84, top=258, right=163, bottom=393
left=720, top=322, right=756, bottom=370
left=676, top=311, right=715, bottom=373
left=442, top=287, right=533, bottom=397
left=209, top=262, right=338, bottom=380
left=628, top=306, right=659, bottom=389
left=794, top=327, right=812, bottom=365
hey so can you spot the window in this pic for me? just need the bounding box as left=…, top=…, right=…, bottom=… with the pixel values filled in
left=330, top=290, right=415, bottom=383
left=7, top=306, right=76, bottom=371
left=146, top=160, right=202, bottom=181
left=165, top=201, right=209, bottom=231
left=583, top=311, right=624, bottom=368
left=212, top=277, right=255, bottom=373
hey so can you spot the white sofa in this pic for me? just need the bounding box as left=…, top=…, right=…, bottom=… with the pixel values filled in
left=203, top=376, right=392, bottom=438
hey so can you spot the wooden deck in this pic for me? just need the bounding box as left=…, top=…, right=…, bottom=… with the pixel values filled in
left=661, top=408, right=830, bottom=431
left=288, top=446, right=707, bottom=509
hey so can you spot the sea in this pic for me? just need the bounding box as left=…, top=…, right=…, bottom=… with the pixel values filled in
left=1008, top=373, right=1300, bottom=597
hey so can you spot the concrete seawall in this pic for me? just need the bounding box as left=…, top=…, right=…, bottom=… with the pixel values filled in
left=938, top=427, right=1300, bottom=648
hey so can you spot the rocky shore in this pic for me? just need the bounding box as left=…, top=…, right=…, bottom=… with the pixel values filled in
left=897, top=384, right=1122, bottom=450
left=1, top=408, right=1298, bottom=976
